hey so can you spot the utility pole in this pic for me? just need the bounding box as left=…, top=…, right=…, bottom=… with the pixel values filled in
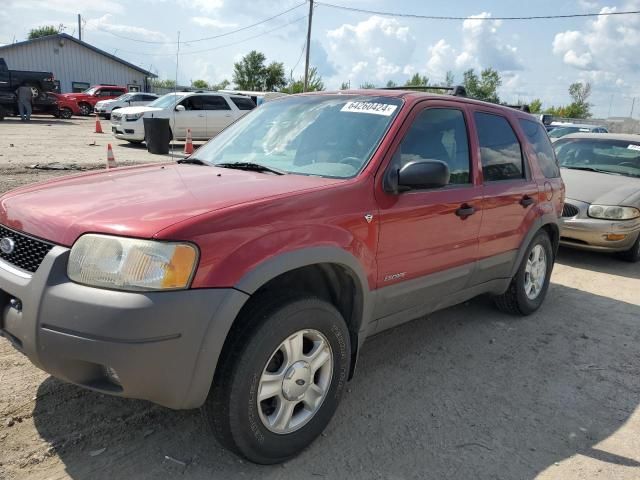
left=607, top=93, right=613, bottom=118
left=78, top=14, right=82, bottom=41
left=631, top=97, right=636, bottom=119
left=303, top=0, right=314, bottom=92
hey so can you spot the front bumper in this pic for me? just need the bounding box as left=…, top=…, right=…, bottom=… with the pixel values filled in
left=560, top=199, right=640, bottom=252
left=0, top=244, right=248, bottom=409
left=111, top=118, right=145, bottom=141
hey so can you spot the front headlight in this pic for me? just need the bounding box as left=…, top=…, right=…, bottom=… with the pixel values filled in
left=588, top=205, right=640, bottom=220
left=68, top=234, right=198, bottom=291
left=124, top=112, right=145, bottom=121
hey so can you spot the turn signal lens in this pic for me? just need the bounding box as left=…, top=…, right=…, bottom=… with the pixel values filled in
left=605, top=233, right=627, bottom=241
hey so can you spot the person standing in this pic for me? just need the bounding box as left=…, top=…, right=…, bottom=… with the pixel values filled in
left=17, top=84, right=33, bottom=121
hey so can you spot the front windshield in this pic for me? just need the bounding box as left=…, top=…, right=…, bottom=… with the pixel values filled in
left=82, top=87, right=98, bottom=95
left=147, top=93, right=183, bottom=109
left=193, top=95, right=403, bottom=178
left=548, top=126, right=584, bottom=138
left=116, top=93, right=133, bottom=101
left=555, top=138, right=640, bottom=178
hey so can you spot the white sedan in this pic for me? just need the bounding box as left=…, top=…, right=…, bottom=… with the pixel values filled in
left=95, top=93, right=159, bottom=120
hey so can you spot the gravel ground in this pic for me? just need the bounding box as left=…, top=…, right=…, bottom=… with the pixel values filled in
left=0, top=116, right=639, bottom=480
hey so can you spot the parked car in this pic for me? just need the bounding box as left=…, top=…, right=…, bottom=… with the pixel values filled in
left=0, top=58, right=55, bottom=99
left=555, top=133, right=640, bottom=261
left=95, top=92, right=159, bottom=120
left=52, top=93, right=81, bottom=119
left=549, top=123, right=608, bottom=141
left=110, top=91, right=254, bottom=143
left=0, top=92, right=63, bottom=119
left=219, top=89, right=286, bottom=106
left=59, top=85, right=128, bottom=116
left=0, top=89, right=563, bottom=464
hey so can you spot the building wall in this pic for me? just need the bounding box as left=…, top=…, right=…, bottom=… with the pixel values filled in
left=0, top=37, right=149, bottom=93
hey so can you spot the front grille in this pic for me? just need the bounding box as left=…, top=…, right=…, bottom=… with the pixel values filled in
left=0, top=225, right=55, bottom=273
left=562, top=203, right=580, bottom=218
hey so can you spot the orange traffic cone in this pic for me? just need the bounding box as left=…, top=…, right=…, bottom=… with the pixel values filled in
left=95, top=113, right=103, bottom=134
left=106, top=144, right=116, bottom=169
left=184, top=128, right=194, bottom=155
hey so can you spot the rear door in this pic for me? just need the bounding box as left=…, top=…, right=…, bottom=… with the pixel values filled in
left=173, top=96, right=206, bottom=139
left=202, top=95, right=234, bottom=138
left=471, top=110, right=540, bottom=284
left=374, top=102, right=483, bottom=329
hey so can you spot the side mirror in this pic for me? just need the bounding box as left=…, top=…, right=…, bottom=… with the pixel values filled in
left=175, top=105, right=186, bottom=112
left=385, top=159, right=450, bottom=194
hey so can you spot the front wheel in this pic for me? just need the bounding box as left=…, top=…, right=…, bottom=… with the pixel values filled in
left=203, top=295, right=351, bottom=464
left=494, top=231, right=554, bottom=315
left=58, top=107, right=72, bottom=119
left=78, top=103, right=92, bottom=116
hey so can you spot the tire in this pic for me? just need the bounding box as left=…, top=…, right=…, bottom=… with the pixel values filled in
left=59, top=107, right=72, bottom=119
left=618, top=233, right=640, bottom=263
left=27, top=84, right=43, bottom=100
left=78, top=103, right=92, bottom=116
left=494, top=230, right=554, bottom=315
left=202, top=294, right=351, bottom=464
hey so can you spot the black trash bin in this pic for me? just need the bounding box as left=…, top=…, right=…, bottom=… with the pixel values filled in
left=144, top=117, right=172, bottom=155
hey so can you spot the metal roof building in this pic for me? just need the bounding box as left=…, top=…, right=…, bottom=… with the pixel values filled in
left=0, top=33, right=156, bottom=93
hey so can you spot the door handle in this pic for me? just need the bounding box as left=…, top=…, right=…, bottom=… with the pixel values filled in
left=455, top=204, right=476, bottom=218
left=520, top=195, right=536, bottom=207
left=198, top=114, right=205, bottom=117
left=224, top=114, right=232, bottom=117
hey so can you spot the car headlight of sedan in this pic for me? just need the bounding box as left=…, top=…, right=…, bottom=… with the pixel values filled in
left=124, top=112, right=145, bottom=121
left=588, top=205, right=640, bottom=220
left=68, top=234, right=198, bottom=291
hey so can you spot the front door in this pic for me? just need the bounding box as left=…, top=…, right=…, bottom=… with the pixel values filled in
left=471, top=110, right=540, bottom=283
left=374, top=103, right=482, bottom=328
left=202, top=95, right=234, bottom=138
left=173, top=96, right=206, bottom=139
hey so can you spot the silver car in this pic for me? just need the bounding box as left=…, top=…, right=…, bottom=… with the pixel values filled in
left=555, top=133, right=640, bottom=262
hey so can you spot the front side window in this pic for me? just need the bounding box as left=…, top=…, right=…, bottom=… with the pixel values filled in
left=180, top=96, right=204, bottom=110
left=475, top=112, right=524, bottom=182
left=397, top=108, right=470, bottom=185
left=554, top=138, right=640, bottom=178
left=191, top=95, right=403, bottom=178
left=519, top=119, right=560, bottom=178
left=202, top=95, right=231, bottom=111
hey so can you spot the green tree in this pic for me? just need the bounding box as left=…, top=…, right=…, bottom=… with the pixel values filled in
left=445, top=71, right=455, bottom=87
left=340, top=81, right=350, bottom=90
left=210, top=79, right=230, bottom=91
left=233, top=50, right=267, bottom=91
left=191, top=79, right=209, bottom=89
left=567, top=81, right=592, bottom=118
left=265, top=62, right=286, bottom=91
left=285, top=67, right=325, bottom=93
left=151, top=79, right=177, bottom=89
left=405, top=73, right=429, bottom=87
left=28, top=25, right=62, bottom=40
left=386, top=80, right=398, bottom=88
left=360, top=81, right=376, bottom=89
left=463, top=68, right=502, bottom=103
left=529, top=98, right=543, bottom=114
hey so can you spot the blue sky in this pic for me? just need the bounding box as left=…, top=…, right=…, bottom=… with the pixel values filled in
left=2, top=0, right=639, bottom=118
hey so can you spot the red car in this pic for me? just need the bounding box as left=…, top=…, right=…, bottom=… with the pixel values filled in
left=51, top=93, right=80, bottom=119
left=58, top=85, right=128, bottom=116
left=0, top=89, right=563, bottom=464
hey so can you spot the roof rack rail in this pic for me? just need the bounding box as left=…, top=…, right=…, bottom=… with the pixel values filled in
left=505, top=104, right=531, bottom=113
left=381, top=85, right=467, bottom=97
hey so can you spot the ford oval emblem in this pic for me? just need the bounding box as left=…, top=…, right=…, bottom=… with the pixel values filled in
left=0, top=237, right=16, bottom=255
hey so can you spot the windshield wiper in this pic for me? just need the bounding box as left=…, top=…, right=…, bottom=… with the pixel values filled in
left=177, top=157, right=209, bottom=165
left=563, top=166, right=623, bottom=176
left=215, top=162, right=286, bottom=175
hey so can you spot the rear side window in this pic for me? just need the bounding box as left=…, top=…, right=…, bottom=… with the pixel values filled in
left=519, top=119, right=560, bottom=178
left=203, top=95, right=231, bottom=111
left=474, top=112, right=524, bottom=182
left=399, top=108, right=471, bottom=185
left=231, top=97, right=256, bottom=110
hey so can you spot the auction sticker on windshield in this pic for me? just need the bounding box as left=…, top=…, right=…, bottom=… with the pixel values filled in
left=627, top=144, right=640, bottom=152
left=341, top=101, right=398, bottom=116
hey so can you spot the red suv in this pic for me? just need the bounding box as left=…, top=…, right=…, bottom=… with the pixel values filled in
left=0, top=89, right=563, bottom=464
left=59, top=85, right=128, bottom=116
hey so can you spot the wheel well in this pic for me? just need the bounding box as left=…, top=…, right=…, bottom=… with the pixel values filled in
left=227, top=264, right=364, bottom=378
left=541, top=223, right=560, bottom=256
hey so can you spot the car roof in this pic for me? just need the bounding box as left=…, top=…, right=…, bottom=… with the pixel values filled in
left=560, top=132, right=640, bottom=142
left=550, top=122, right=604, bottom=129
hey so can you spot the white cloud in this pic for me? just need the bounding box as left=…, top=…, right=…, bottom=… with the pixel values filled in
left=190, top=17, right=238, bottom=29
left=5, top=0, right=123, bottom=14
left=178, top=0, right=223, bottom=14
left=85, top=14, right=170, bottom=42
left=552, top=2, right=640, bottom=79
left=326, top=15, right=415, bottom=86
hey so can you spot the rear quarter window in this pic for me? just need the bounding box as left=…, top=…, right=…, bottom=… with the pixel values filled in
left=231, top=97, right=257, bottom=110
left=518, top=118, right=560, bottom=178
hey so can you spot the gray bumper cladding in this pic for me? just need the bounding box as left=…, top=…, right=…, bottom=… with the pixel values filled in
left=0, top=247, right=248, bottom=409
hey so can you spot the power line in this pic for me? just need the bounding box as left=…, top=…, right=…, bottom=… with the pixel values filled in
left=94, top=2, right=306, bottom=45
left=315, top=2, right=640, bottom=20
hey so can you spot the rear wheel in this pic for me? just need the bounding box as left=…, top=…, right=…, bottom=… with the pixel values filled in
left=78, top=103, right=92, bottom=116
left=494, top=231, right=554, bottom=315
left=618, top=234, right=640, bottom=263
left=203, top=295, right=351, bottom=464
left=58, top=107, right=72, bottom=119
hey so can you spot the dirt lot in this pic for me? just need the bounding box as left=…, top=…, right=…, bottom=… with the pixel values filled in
left=0, top=116, right=639, bottom=480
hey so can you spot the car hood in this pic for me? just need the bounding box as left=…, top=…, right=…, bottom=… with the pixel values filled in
left=0, top=164, right=342, bottom=246
left=60, top=93, right=89, bottom=101
left=112, top=106, right=162, bottom=116
left=96, top=99, right=116, bottom=107
left=561, top=168, right=640, bottom=206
